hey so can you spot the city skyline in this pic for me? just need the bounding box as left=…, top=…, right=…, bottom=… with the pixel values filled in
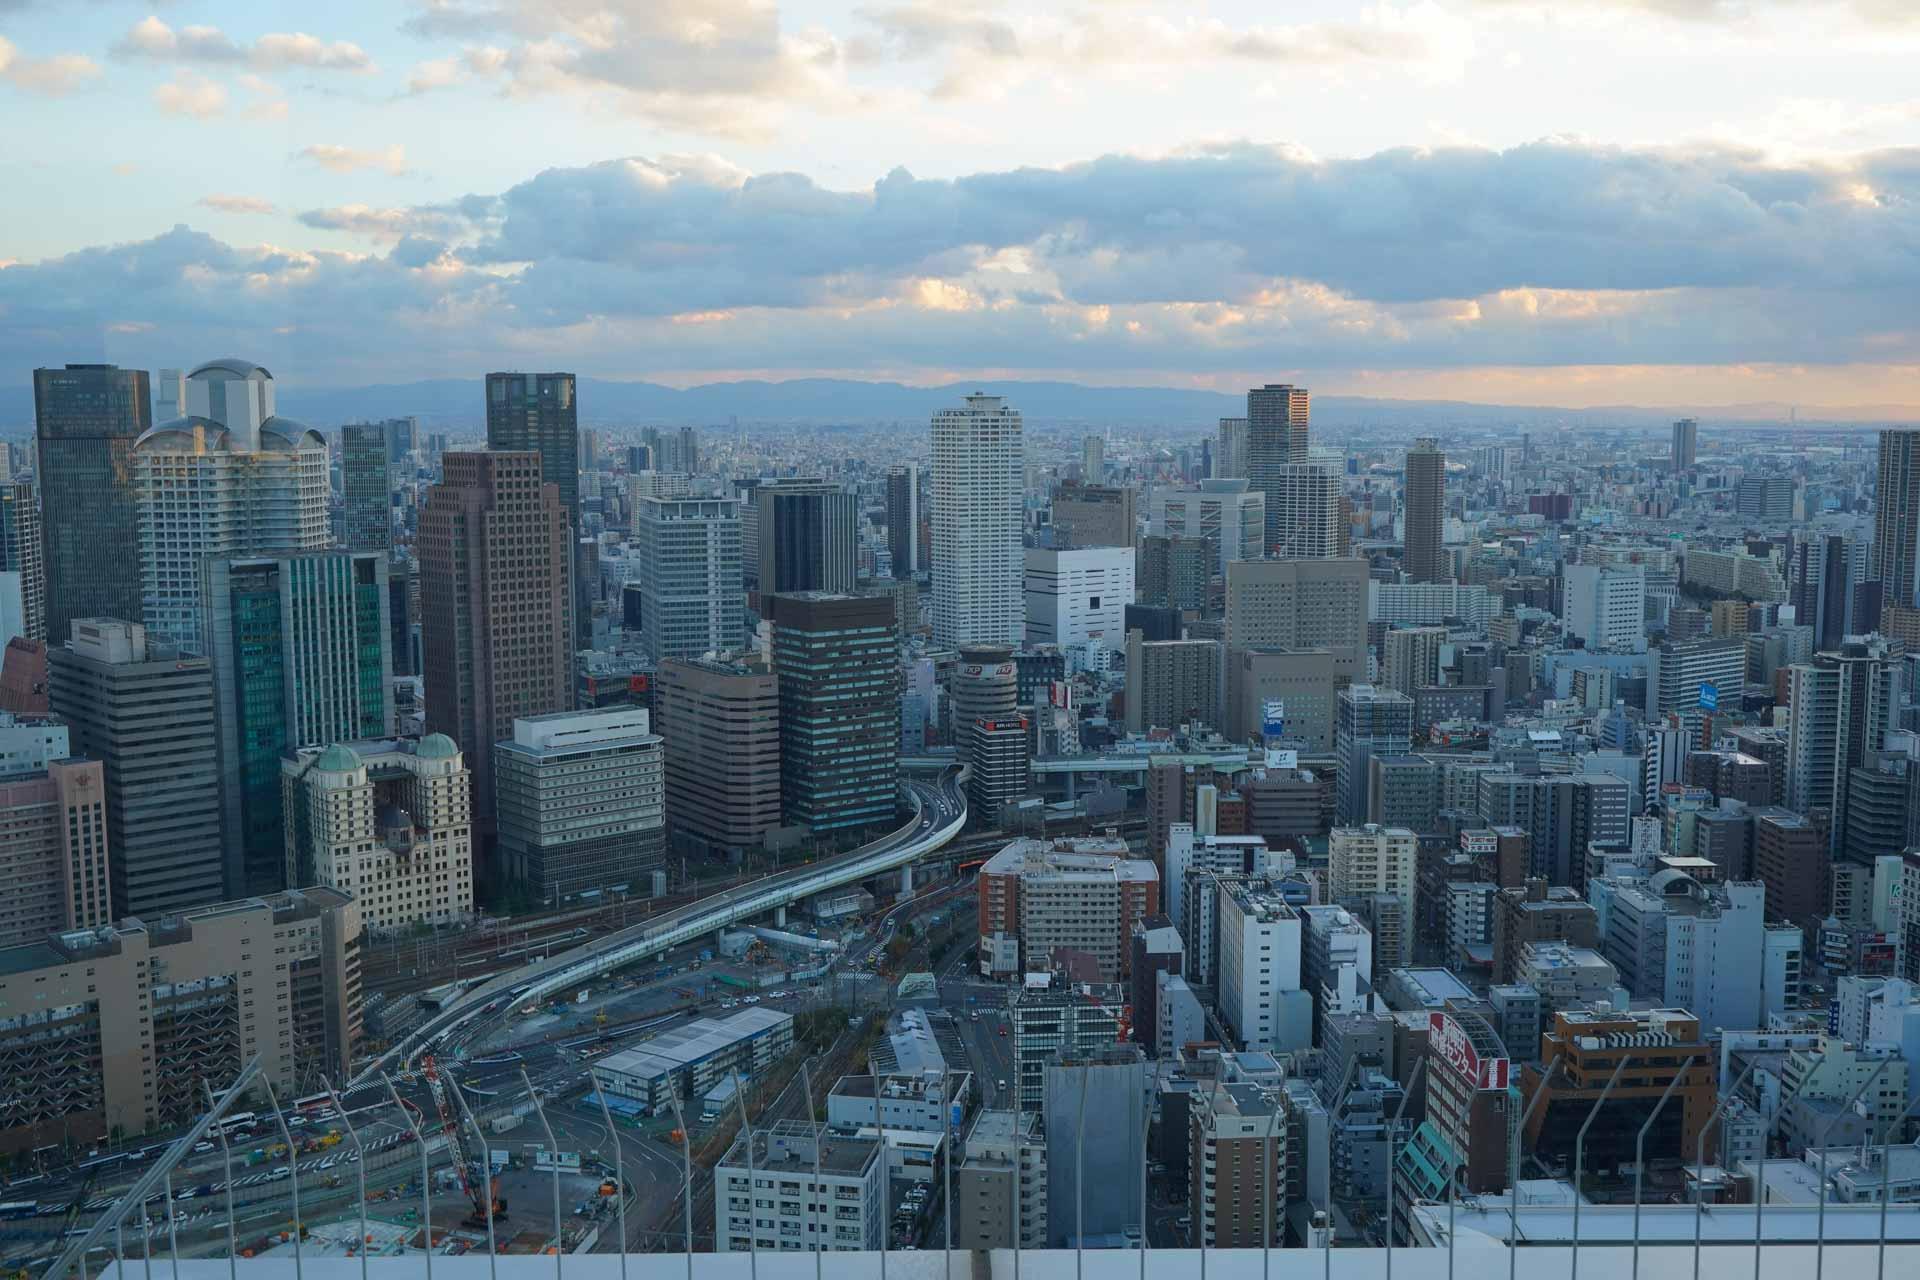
left=1, top=2, right=1919, bottom=406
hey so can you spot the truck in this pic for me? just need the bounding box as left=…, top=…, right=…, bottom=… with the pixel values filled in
left=575, top=990, right=590, bottom=1004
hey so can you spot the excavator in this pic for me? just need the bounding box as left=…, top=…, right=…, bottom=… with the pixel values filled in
left=420, top=1055, right=509, bottom=1232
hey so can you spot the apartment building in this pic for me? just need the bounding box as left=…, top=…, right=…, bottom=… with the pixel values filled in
left=715, top=1119, right=885, bottom=1252
left=976, top=835, right=1159, bottom=979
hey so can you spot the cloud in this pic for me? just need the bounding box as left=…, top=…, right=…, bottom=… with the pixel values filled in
left=153, top=71, right=227, bottom=118
left=298, top=144, right=411, bottom=176
left=114, top=17, right=373, bottom=72
left=6, top=140, right=1919, bottom=387
left=0, top=36, right=102, bottom=96
left=200, top=195, right=278, bottom=215
left=1470, top=0, right=1920, bottom=25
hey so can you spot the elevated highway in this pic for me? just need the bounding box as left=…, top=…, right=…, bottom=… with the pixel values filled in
left=351, top=766, right=967, bottom=1085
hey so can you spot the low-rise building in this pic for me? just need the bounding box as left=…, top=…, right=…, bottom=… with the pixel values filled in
left=715, top=1119, right=885, bottom=1252
left=953, top=1109, right=1048, bottom=1249
left=592, top=1007, right=794, bottom=1113
left=976, top=835, right=1158, bottom=979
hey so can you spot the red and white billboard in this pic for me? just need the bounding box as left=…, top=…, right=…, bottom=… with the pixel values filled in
left=1429, top=1011, right=1510, bottom=1090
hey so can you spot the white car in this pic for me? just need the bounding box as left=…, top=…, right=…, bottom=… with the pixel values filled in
left=742, top=996, right=760, bottom=1004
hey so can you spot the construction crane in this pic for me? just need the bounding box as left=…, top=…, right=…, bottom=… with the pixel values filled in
left=420, top=1054, right=508, bottom=1231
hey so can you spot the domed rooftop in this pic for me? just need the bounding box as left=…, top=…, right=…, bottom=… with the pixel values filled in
left=417, top=733, right=460, bottom=760
left=314, top=743, right=362, bottom=772
left=258, top=417, right=326, bottom=451
left=133, top=416, right=227, bottom=452
left=189, top=358, right=273, bottom=381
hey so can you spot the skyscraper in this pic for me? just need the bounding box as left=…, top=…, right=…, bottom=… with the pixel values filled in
left=755, top=479, right=857, bottom=596
left=1269, top=464, right=1343, bottom=559
left=0, top=482, right=45, bottom=645
left=954, top=645, right=1030, bottom=824
left=1671, top=417, right=1699, bottom=471
left=933, top=393, right=1024, bottom=646
left=340, top=423, right=394, bottom=553
left=48, top=618, right=224, bottom=915
left=1874, top=428, right=1920, bottom=609
left=1223, top=557, right=1370, bottom=681
left=32, top=364, right=150, bottom=642
left=419, top=451, right=573, bottom=837
left=656, top=656, right=783, bottom=857
left=885, top=464, right=920, bottom=578
left=204, top=551, right=395, bottom=896
left=1083, top=435, right=1105, bottom=483
left=131, top=360, right=330, bottom=654
left=1337, top=685, right=1414, bottom=826
left=1402, top=437, right=1446, bottom=584
left=631, top=496, right=745, bottom=661
left=1246, top=384, right=1310, bottom=554
left=766, top=592, right=900, bottom=836
left=486, top=372, right=584, bottom=648
left=1785, top=635, right=1902, bottom=850
left=1216, top=417, right=1248, bottom=479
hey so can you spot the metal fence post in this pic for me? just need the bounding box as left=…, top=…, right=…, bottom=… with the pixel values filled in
left=943, top=1067, right=956, bottom=1280
left=1264, top=1088, right=1281, bottom=1280
left=378, top=1071, right=432, bottom=1280
left=202, top=1081, right=239, bottom=1280
left=1327, top=1055, right=1359, bottom=1280
left=732, top=1069, right=760, bottom=1280
left=1756, top=1064, right=1822, bottom=1280
left=1693, top=1063, right=1756, bottom=1280
left=801, top=1061, right=822, bottom=1278
left=322, top=1077, right=370, bottom=1280
left=1075, top=1064, right=1089, bottom=1280
left=1511, top=1060, right=1562, bottom=1280
left=1875, top=1086, right=1920, bottom=1280
left=446, top=1068, right=499, bottom=1280
left=1816, top=1059, right=1891, bottom=1280
left=261, top=1078, right=304, bottom=1280
left=1571, top=1057, right=1632, bottom=1280
left=1633, top=1062, right=1690, bottom=1280
left=665, top=1089, right=694, bottom=1280
left=517, top=1067, right=565, bottom=1280
left=589, top=1087, right=628, bottom=1280
left=1385, top=1060, right=1426, bottom=1280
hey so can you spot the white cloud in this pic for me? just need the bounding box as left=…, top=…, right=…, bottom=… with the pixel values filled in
left=0, top=35, right=101, bottom=96
left=298, top=144, right=411, bottom=176
left=200, top=195, right=279, bottom=215
left=154, top=71, right=228, bottom=119
left=114, top=17, right=373, bottom=73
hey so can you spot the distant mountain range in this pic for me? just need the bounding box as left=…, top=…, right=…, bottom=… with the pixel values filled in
left=3, top=375, right=1914, bottom=432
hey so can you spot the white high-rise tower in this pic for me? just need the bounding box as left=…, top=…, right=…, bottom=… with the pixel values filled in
left=932, top=392, right=1024, bottom=647
left=133, top=359, right=329, bottom=654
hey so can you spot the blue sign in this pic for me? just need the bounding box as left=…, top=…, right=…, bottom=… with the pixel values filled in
left=1698, top=683, right=1719, bottom=711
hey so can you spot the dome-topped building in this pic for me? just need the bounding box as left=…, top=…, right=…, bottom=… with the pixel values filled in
left=130, top=357, right=329, bottom=652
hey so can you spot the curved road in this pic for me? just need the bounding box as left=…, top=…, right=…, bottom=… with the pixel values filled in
left=355, top=767, right=968, bottom=1086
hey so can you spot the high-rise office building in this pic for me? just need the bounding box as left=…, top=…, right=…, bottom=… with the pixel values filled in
left=282, top=735, right=474, bottom=929
left=48, top=618, right=224, bottom=915
left=1050, top=482, right=1137, bottom=549
left=131, top=360, right=330, bottom=653
left=1124, top=630, right=1223, bottom=734
left=1329, top=824, right=1418, bottom=967
left=766, top=592, right=900, bottom=836
left=933, top=393, right=1024, bottom=646
left=631, top=496, right=745, bottom=661
left=1337, top=685, right=1414, bottom=826
left=1224, top=557, right=1370, bottom=681
left=495, top=709, right=664, bottom=902
left=384, top=416, right=417, bottom=467
left=419, top=451, right=573, bottom=834
left=1381, top=626, right=1446, bottom=695
left=954, top=644, right=1030, bottom=824
left=1786, top=635, right=1902, bottom=847
left=1270, top=464, right=1344, bottom=559
left=1646, top=635, right=1747, bottom=727
left=1151, top=479, right=1265, bottom=573
left=1564, top=563, right=1647, bottom=652
left=1246, top=384, right=1310, bottom=554
left=32, top=363, right=150, bottom=642
left=1083, top=434, right=1105, bottom=483
left=1403, top=437, right=1446, bottom=584
left=755, top=478, right=857, bottom=596
left=656, top=656, right=782, bottom=857
left=1736, top=475, right=1794, bottom=522
left=885, top=463, right=920, bottom=578
left=339, top=423, right=393, bottom=553
left=204, top=551, right=395, bottom=896
left=1672, top=417, right=1699, bottom=471
left=1875, top=428, right=1920, bottom=609
left=1791, top=530, right=1871, bottom=651
left=1022, top=546, right=1133, bottom=648
left=0, top=482, right=45, bottom=645
left=485, top=373, right=583, bottom=647
left=1137, top=534, right=1211, bottom=611
left=1216, top=416, right=1248, bottom=479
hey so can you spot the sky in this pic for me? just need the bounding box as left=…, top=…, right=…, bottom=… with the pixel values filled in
left=2, top=0, right=1919, bottom=408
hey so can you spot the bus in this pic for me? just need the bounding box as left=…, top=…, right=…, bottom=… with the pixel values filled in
left=0, top=1202, right=40, bottom=1220
left=216, top=1111, right=258, bottom=1135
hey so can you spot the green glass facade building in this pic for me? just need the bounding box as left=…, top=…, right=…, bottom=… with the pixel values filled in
left=205, top=551, right=394, bottom=896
